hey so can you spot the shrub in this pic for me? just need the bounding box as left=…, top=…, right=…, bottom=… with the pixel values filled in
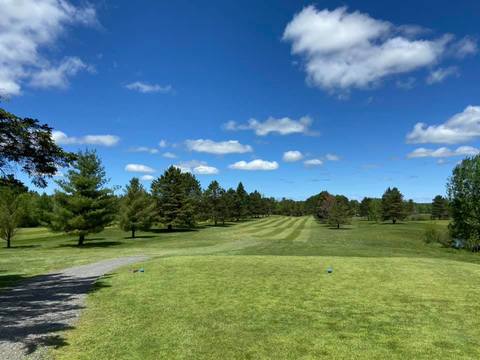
left=465, top=232, right=480, bottom=252
left=424, top=225, right=451, bottom=247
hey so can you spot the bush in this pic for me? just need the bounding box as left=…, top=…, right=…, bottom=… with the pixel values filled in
left=465, top=232, right=480, bottom=252
left=409, top=213, right=433, bottom=221
left=423, top=225, right=451, bottom=247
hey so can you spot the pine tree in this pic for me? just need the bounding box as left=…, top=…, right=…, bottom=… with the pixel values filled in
left=233, top=182, right=248, bottom=220
left=49, top=150, right=116, bottom=246
left=151, top=166, right=201, bottom=230
left=359, top=197, right=371, bottom=218
left=204, top=180, right=224, bottom=226
left=248, top=190, right=263, bottom=218
left=431, top=195, right=449, bottom=220
left=381, top=187, right=405, bottom=224
left=327, top=195, right=352, bottom=229
left=119, top=178, right=156, bottom=238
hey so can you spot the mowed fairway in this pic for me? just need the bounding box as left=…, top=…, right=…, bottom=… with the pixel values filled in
left=2, top=216, right=480, bottom=359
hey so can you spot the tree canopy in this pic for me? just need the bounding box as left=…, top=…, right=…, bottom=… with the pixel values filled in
left=381, top=187, right=405, bottom=224
left=0, top=108, right=74, bottom=187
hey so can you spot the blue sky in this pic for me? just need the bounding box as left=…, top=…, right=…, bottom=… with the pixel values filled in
left=2, top=0, right=479, bottom=201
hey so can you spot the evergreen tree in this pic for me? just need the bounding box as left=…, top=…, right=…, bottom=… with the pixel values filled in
left=49, top=150, right=116, bottom=246
left=151, top=166, right=201, bottom=230
left=233, top=182, right=248, bottom=220
left=248, top=190, right=263, bottom=218
left=359, top=197, right=371, bottom=218
left=204, top=180, right=224, bottom=226
left=0, top=187, right=25, bottom=248
left=381, top=187, right=405, bottom=224
left=404, top=199, right=416, bottom=219
left=431, top=195, right=449, bottom=220
left=222, top=188, right=237, bottom=223
left=119, top=178, right=156, bottom=238
left=327, top=195, right=352, bottom=229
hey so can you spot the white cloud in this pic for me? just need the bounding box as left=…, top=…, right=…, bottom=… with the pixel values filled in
left=304, top=158, right=323, bottom=166
left=453, top=36, right=478, bottom=58
left=185, top=139, right=253, bottom=154
left=0, top=0, right=96, bottom=97
left=283, top=150, right=304, bottom=162
left=225, top=116, right=315, bottom=136
left=130, top=146, right=159, bottom=154
left=426, top=66, right=459, bottom=84
left=282, top=6, right=473, bottom=93
left=325, top=153, right=340, bottom=161
left=406, top=106, right=480, bottom=144
left=158, top=139, right=168, bottom=148
left=229, top=159, right=279, bottom=171
left=407, top=146, right=479, bottom=158
left=29, top=57, right=93, bottom=89
left=141, top=175, right=155, bottom=181
left=174, top=160, right=219, bottom=175
left=162, top=152, right=177, bottom=159
left=125, top=81, right=172, bottom=94
left=52, top=131, right=119, bottom=146
left=125, top=164, right=155, bottom=173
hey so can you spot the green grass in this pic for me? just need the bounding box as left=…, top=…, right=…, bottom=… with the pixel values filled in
left=1, top=216, right=480, bottom=359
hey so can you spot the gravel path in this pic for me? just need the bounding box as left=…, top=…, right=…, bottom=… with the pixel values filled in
left=0, top=256, right=149, bottom=359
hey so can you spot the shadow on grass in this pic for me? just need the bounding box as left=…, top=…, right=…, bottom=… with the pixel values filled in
left=0, top=272, right=111, bottom=356
left=0, top=274, right=29, bottom=289
left=7, top=245, right=41, bottom=249
left=149, top=228, right=199, bottom=234
left=56, top=241, right=123, bottom=248
left=124, top=235, right=157, bottom=239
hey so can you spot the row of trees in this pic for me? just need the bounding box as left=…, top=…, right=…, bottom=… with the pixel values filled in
left=1, top=151, right=277, bottom=246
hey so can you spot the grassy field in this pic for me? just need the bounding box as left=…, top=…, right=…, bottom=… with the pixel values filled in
left=1, top=216, right=480, bottom=359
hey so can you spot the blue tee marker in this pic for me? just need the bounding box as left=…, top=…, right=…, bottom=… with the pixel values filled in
left=327, top=266, right=333, bottom=274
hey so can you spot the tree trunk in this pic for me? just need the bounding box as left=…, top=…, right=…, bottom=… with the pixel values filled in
left=167, top=224, right=172, bottom=231
left=78, top=234, right=85, bottom=246
left=6, top=234, right=11, bottom=248
left=214, top=219, right=218, bottom=226
left=337, top=223, right=340, bottom=229
left=392, top=219, right=397, bottom=224
left=131, top=228, right=136, bottom=238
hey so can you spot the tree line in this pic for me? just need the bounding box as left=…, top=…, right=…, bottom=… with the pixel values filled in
left=1, top=150, right=279, bottom=246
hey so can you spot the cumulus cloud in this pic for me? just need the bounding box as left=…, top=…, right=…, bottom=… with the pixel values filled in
left=426, top=66, right=459, bottom=84
left=304, top=159, right=323, bottom=166
left=225, top=116, right=315, bottom=136
left=53, top=131, right=119, bottom=146
left=325, top=153, right=340, bottom=161
left=141, top=175, right=155, bottom=181
left=185, top=139, right=253, bottom=154
left=129, top=146, right=159, bottom=154
left=125, top=81, right=173, bottom=94
left=283, top=150, right=304, bottom=162
left=0, top=0, right=97, bottom=97
left=407, top=146, right=479, bottom=158
left=406, top=106, right=480, bottom=144
left=174, top=160, right=219, bottom=175
left=229, top=159, right=279, bottom=171
left=125, top=164, right=155, bottom=173
left=282, top=6, right=475, bottom=93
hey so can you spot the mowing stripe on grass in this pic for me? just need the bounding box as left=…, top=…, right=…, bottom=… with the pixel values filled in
left=254, top=217, right=301, bottom=239
left=284, top=216, right=310, bottom=242
left=242, top=217, right=286, bottom=233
